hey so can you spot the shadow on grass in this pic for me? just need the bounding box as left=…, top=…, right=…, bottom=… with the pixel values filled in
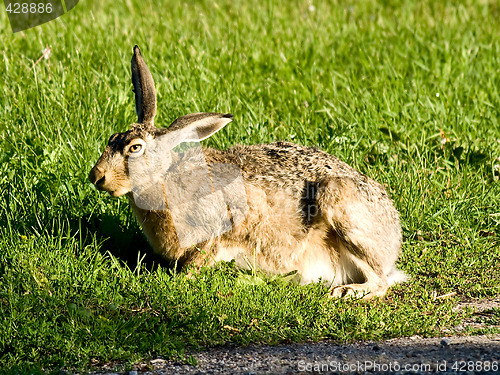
left=77, top=212, right=176, bottom=272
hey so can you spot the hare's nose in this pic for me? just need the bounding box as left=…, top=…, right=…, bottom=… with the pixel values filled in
left=89, top=166, right=106, bottom=188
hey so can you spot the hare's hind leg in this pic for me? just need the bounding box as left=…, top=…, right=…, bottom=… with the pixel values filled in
left=318, top=176, right=403, bottom=299
left=328, top=243, right=389, bottom=299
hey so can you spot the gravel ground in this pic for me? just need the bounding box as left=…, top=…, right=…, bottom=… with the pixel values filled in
left=94, top=299, right=500, bottom=375
left=116, top=334, right=500, bottom=375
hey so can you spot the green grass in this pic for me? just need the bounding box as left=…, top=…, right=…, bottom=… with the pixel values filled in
left=1, top=0, right=500, bottom=372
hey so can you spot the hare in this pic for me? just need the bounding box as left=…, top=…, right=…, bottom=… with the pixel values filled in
left=89, top=45, right=407, bottom=299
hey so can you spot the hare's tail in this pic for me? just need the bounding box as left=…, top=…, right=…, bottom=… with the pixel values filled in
left=387, top=267, right=409, bottom=286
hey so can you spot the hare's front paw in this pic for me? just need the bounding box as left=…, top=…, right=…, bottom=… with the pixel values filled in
left=329, top=283, right=387, bottom=300
left=329, top=285, right=368, bottom=299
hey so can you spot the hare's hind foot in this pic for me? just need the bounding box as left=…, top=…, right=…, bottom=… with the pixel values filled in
left=328, top=252, right=390, bottom=300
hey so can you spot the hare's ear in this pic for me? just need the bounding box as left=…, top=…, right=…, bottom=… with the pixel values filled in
left=131, top=45, right=157, bottom=125
left=167, top=113, right=233, bottom=142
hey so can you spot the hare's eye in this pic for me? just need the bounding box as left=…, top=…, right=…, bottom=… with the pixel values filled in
left=129, top=144, right=142, bottom=153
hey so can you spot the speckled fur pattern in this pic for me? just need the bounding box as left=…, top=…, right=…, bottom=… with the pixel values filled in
left=89, top=46, right=407, bottom=299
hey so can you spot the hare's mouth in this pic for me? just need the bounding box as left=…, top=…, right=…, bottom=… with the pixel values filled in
left=108, top=189, right=129, bottom=198
left=94, top=183, right=129, bottom=197
left=108, top=190, right=121, bottom=197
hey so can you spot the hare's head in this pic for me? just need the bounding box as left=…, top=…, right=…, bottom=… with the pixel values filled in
left=89, top=46, right=233, bottom=197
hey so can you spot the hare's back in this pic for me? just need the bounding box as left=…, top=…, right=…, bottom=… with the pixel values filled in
left=207, top=141, right=364, bottom=189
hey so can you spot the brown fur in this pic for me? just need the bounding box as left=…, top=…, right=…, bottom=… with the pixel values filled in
left=89, top=46, right=407, bottom=299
